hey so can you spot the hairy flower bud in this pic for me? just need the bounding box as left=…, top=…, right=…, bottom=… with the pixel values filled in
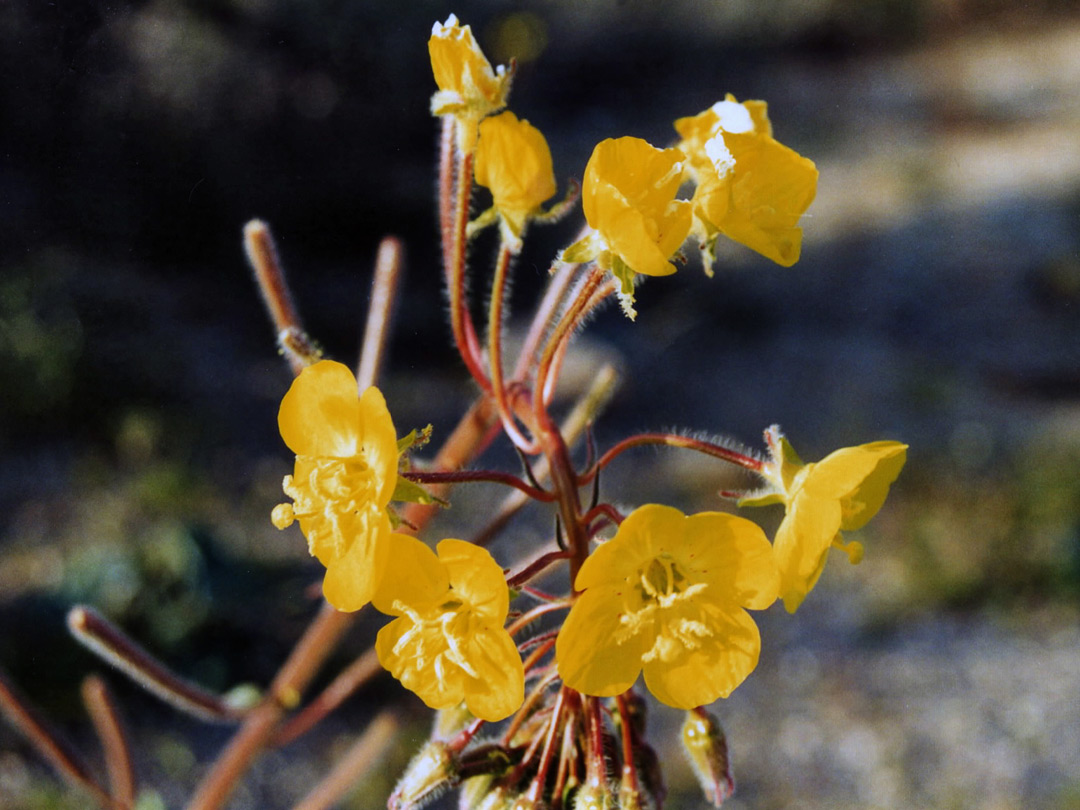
left=681, top=710, right=733, bottom=807
left=390, top=741, right=461, bottom=810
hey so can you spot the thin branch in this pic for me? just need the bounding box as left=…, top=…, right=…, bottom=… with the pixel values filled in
left=402, top=469, right=553, bottom=501
left=82, top=676, right=136, bottom=810
left=470, top=365, right=618, bottom=548
left=488, top=238, right=539, bottom=452
left=67, top=606, right=243, bottom=725
left=580, top=432, right=764, bottom=484
left=0, top=667, right=112, bottom=808
left=291, top=712, right=398, bottom=810
left=356, top=236, right=404, bottom=391
left=505, top=551, right=572, bottom=591
left=244, top=220, right=308, bottom=376
left=273, top=648, right=382, bottom=747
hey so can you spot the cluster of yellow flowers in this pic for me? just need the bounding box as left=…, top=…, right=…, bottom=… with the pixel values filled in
left=267, top=14, right=907, bottom=806
left=272, top=357, right=904, bottom=715
left=431, top=14, right=819, bottom=316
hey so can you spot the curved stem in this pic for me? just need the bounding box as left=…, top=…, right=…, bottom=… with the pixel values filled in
left=580, top=432, right=764, bottom=485
left=489, top=238, right=539, bottom=452
left=445, top=137, right=490, bottom=391
left=506, top=601, right=570, bottom=638
left=506, top=550, right=572, bottom=591
left=582, top=502, right=625, bottom=533
left=541, top=276, right=617, bottom=408
left=501, top=663, right=558, bottom=747
left=0, top=669, right=114, bottom=809
left=533, top=265, right=605, bottom=416
left=292, top=712, right=397, bottom=810
left=524, top=686, right=568, bottom=804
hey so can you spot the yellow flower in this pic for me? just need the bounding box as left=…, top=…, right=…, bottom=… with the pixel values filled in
left=556, top=504, right=778, bottom=709
left=561, top=137, right=692, bottom=318
left=429, top=14, right=511, bottom=153
left=741, top=426, right=907, bottom=613
left=474, top=111, right=557, bottom=246
left=271, top=360, right=399, bottom=612
left=674, top=96, right=818, bottom=269
left=373, top=535, right=524, bottom=722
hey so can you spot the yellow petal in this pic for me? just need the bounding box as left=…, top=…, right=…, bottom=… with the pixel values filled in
left=428, top=15, right=502, bottom=105
left=642, top=602, right=760, bottom=708
left=463, top=628, right=525, bottom=721
left=475, top=112, right=556, bottom=238
left=715, top=131, right=818, bottom=267
left=321, top=508, right=393, bottom=612
left=278, top=360, right=363, bottom=457
left=437, top=539, right=509, bottom=621
left=832, top=442, right=907, bottom=531
left=356, top=385, right=400, bottom=506
left=774, top=493, right=842, bottom=613
left=372, top=533, right=449, bottom=616
left=557, top=584, right=647, bottom=697
left=575, top=503, right=681, bottom=591
left=680, top=512, right=778, bottom=611
left=376, top=616, right=463, bottom=710
left=581, top=138, right=691, bottom=278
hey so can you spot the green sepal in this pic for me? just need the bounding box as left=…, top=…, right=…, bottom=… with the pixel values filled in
left=398, top=424, right=433, bottom=455
left=391, top=476, right=445, bottom=507
left=611, top=255, right=638, bottom=320
left=466, top=206, right=497, bottom=240
left=738, top=490, right=785, bottom=509
left=560, top=231, right=600, bottom=265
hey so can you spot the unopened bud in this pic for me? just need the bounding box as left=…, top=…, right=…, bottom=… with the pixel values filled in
left=508, top=793, right=546, bottom=810
left=459, top=776, right=499, bottom=810
left=681, top=710, right=733, bottom=807
left=389, top=741, right=460, bottom=810
left=572, top=781, right=616, bottom=810
left=469, top=785, right=514, bottom=810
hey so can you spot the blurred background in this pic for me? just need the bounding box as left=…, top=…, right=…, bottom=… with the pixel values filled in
left=2, top=0, right=1079, bottom=808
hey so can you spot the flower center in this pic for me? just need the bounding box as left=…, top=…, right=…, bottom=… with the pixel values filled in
left=617, top=554, right=712, bottom=663
left=278, top=455, right=380, bottom=557
left=392, top=598, right=480, bottom=682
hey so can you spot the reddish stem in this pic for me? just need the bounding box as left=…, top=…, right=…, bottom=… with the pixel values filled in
left=580, top=432, right=764, bottom=485
left=506, top=550, right=572, bottom=590
left=402, top=468, right=552, bottom=501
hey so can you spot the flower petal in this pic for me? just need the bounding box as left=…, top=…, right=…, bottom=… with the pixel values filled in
left=376, top=616, right=463, bottom=710
left=557, top=584, right=646, bottom=697
left=575, top=504, right=682, bottom=591
left=278, top=360, right=363, bottom=457
left=463, top=628, right=525, bottom=721
left=680, top=512, right=778, bottom=611
left=642, top=602, right=760, bottom=709
left=356, top=385, right=400, bottom=507
left=437, top=539, right=509, bottom=621
left=321, top=508, right=393, bottom=612
left=372, top=532, right=449, bottom=616
left=774, top=493, right=842, bottom=613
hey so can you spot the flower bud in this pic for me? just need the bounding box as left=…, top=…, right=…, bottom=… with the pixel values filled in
left=572, top=781, right=616, bottom=810
left=681, top=709, right=734, bottom=807
left=390, top=741, right=460, bottom=810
